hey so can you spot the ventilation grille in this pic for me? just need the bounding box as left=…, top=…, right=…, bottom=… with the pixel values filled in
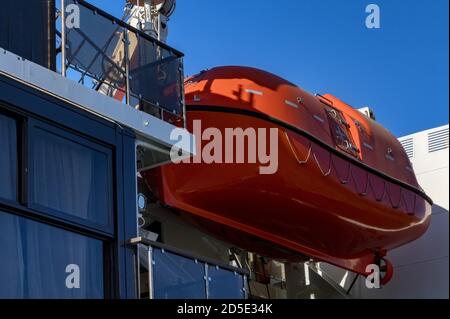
left=400, top=138, right=414, bottom=158
left=428, top=128, right=449, bottom=153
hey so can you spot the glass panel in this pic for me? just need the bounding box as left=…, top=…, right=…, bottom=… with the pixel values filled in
left=65, top=0, right=126, bottom=97
left=128, top=32, right=182, bottom=114
left=208, top=265, right=245, bottom=299
left=32, top=126, right=112, bottom=228
left=153, top=248, right=206, bottom=299
left=0, top=210, right=104, bottom=298
left=138, top=244, right=151, bottom=299
left=0, top=113, right=17, bottom=201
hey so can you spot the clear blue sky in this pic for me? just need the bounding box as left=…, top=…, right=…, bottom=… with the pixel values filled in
left=89, top=0, right=448, bottom=137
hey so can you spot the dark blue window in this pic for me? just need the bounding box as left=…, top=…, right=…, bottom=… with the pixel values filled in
left=0, top=113, right=17, bottom=201
left=0, top=210, right=104, bottom=298
left=30, top=123, right=113, bottom=230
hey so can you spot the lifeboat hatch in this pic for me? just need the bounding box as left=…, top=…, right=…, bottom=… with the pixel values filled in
left=323, top=103, right=360, bottom=158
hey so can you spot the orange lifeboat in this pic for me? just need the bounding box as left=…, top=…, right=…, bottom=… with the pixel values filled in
left=143, top=66, right=432, bottom=283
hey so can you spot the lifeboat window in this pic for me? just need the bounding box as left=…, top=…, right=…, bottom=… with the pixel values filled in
left=324, top=105, right=360, bottom=158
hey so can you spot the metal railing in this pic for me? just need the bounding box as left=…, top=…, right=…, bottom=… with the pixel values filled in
left=56, top=0, right=185, bottom=125
left=129, top=237, right=248, bottom=299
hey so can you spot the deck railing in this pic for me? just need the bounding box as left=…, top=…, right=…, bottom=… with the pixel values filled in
left=57, top=0, right=185, bottom=125
left=129, top=237, right=248, bottom=299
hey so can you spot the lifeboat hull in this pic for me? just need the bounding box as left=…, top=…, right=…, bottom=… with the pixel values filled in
left=144, top=109, right=432, bottom=275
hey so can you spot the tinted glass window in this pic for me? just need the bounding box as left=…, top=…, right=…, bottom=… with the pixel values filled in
left=0, top=113, right=17, bottom=201
left=0, top=210, right=104, bottom=298
left=31, top=125, right=112, bottom=229
left=153, top=248, right=206, bottom=299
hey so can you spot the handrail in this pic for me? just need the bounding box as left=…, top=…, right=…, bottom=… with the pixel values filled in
left=59, top=0, right=186, bottom=125
left=61, top=0, right=67, bottom=76
left=128, top=236, right=250, bottom=276
left=315, top=93, right=334, bottom=106
left=75, top=0, right=184, bottom=58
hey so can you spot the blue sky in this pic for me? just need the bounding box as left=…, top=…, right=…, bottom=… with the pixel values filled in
left=90, top=0, right=448, bottom=137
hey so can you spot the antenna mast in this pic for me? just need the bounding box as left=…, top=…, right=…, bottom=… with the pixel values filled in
left=127, top=0, right=176, bottom=43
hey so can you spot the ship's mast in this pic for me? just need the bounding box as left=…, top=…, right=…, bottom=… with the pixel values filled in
left=127, top=0, right=176, bottom=43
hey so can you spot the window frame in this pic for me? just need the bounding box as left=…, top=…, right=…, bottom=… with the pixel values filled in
left=0, top=109, right=24, bottom=205
left=0, top=109, right=116, bottom=299
left=26, top=118, right=115, bottom=236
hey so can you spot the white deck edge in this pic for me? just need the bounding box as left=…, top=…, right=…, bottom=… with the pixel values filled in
left=0, top=48, right=195, bottom=160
